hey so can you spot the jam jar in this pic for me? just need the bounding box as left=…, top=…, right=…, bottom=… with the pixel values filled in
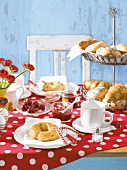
left=61, top=90, right=79, bottom=108
left=52, top=102, right=72, bottom=121
left=61, top=90, right=77, bottom=102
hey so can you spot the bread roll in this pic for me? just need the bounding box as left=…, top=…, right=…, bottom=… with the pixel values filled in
left=116, top=44, right=127, bottom=53
left=85, top=41, right=109, bottom=53
left=79, top=39, right=97, bottom=50
left=29, top=122, right=59, bottom=142
left=96, top=47, right=121, bottom=57
left=43, top=81, right=65, bottom=92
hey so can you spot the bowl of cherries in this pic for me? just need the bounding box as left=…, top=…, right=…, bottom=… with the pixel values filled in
left=16, top=98, right=53, bottom=116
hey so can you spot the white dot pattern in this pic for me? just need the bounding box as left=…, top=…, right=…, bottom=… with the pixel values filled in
left=113, top=144, right=119, bottom=147
left=120, top=114, right=125, bottom=117
left=4, top=150, right=11, bottom=154
left=78, top=150, right=85, bottom=156
left=6, top=137, right=12, bottom=140
left=11, top=144, right=17, bottom=148
left=116, top=139, right=122, bottom=142
left=0, top=142, right=6, bottom=145
left=60, top=157, right=67, bottom=164
left=100, top=142, right=106, bottom=145
left=120, top=134, right=126, bottom=137
left=96, top=147, right=102, bottom=150
left=35, top=149, right=42, bottom=152
left=66, top=148, right=72, bottom=151
left=29, top=158, right=36, bottom=165
left=1, top=103, right=127, bottom=169
left=123, top=129, right=127, bottom=132
left=48, top=151, right=54, bottom=158
left=11, top=165, right=18, bottom=170
left=0, top=160, right=5, bottom=166
left=117, top=118, right=123, bottom=121
left=108, top=132, right=113, bottom=135
left=88, top=140, right=93, bottom=143
left=17, top=152, right=23, bottom=159
left=83, top=145, right=89, bottom=148
left=42, top=164, right=48, bottom=170
left=104, top=137, right=110, bottom=140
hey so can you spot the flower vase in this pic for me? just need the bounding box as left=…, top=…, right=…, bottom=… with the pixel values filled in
left=0, top=88, right=12, bottom=111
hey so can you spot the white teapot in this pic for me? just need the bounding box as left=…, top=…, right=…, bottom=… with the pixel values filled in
left=6, top=85, right=24, bottom=109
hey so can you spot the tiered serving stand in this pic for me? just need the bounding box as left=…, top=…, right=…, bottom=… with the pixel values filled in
left=82, top=8, right=127, bottom=85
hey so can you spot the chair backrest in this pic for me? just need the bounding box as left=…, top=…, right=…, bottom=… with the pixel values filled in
left=27, top=35, right=92, bottom=82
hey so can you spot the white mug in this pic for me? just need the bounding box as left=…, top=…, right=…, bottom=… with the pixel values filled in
left=6, top=85, right=24, bottom=109
left=81, top=100, right=113, bottom=129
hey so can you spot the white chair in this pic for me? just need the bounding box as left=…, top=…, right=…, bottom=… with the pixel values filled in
left=27, top=35, right=92, bottom=83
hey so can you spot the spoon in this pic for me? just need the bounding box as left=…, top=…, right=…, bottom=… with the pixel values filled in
left=28, top=80, right=42, bottom=92
left=61, top=97, right=80, bottom=113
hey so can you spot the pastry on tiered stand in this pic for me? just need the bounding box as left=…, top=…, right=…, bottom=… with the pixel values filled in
left=103, top=84, right=127, bottom=109
left=84, top=80, right=127, bottom=110
left=84, top=80, right=112, bottom=90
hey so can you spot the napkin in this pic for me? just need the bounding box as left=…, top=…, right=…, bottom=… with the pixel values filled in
left=24, top=117, right=66, bottom=148
left=66, top=44, right=85, bottom=61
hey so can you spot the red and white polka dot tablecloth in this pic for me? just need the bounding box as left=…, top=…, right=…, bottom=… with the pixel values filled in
left=0, top=94, right=127, bottom=170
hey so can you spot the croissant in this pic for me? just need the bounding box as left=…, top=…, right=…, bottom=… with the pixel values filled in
left=86, top=86, right=108, bottom=100
left=103, top=84, right=127, bottom=103
left=84, top=80, right=112, bottom=90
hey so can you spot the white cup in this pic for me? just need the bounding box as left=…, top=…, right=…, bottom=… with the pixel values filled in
left=81, top=100, right=113, bottom=129
left=6, top=86, right=24, bottom=109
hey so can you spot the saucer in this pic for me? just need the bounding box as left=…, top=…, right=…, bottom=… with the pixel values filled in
left=72, top=118, right=113, bottom=134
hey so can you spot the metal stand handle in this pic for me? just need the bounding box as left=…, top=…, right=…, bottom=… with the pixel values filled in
left=110, top=8, right=117, bottom=85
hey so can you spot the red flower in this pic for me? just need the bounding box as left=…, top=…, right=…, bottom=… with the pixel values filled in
left=0, top=58, right=6, bottom=64
left=10, top=65, right=18, bottom=72
left=6, top=75, right=15, bottom=83
left=22, top=63, right=35, bottom=71
left=0, top=69, right=8, bottom=78
left=2, top=60, right=12, bottom=67
left=0, top=58, right=34, bottom=88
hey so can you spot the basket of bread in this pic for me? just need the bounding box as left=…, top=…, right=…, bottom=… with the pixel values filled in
left=81, top=80, right=127, bottom=110
left=79, top=39, right=127, bottom=65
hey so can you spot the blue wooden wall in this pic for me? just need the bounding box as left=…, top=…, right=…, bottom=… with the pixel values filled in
left=0, top=0, right=127, bottom=84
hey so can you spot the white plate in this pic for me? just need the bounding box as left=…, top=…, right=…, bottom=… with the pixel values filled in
left=20, top=88, right=32, bottom=99
left=16, top=102, right=53, bottom=116
left=72, top=118, right=113, bottom=134
left=30, top=82, right=79, bottom=96
left=14, top=124, right=77, bottom=149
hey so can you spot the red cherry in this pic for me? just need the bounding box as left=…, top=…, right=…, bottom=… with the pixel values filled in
left=32, top=101, right=40, bottom=109
left=27, top=106, right=35, bottom=113
left=39, top=104, right=45, bottom=111
left=22, top=104, right=29, bottom=111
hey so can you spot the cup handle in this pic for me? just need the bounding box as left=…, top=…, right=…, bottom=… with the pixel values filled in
left=16, top=87, right=24, bottom=100
left=102, top=111, right=113, bottom=127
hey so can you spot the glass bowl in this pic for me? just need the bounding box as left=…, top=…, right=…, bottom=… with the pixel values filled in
left=52, top=102, right=73, bottom=121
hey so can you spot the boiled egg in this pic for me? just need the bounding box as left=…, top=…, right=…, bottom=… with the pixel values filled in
left=0, top=115, right=6, bottom=125
left=0, top=108, right=9, bottom=118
